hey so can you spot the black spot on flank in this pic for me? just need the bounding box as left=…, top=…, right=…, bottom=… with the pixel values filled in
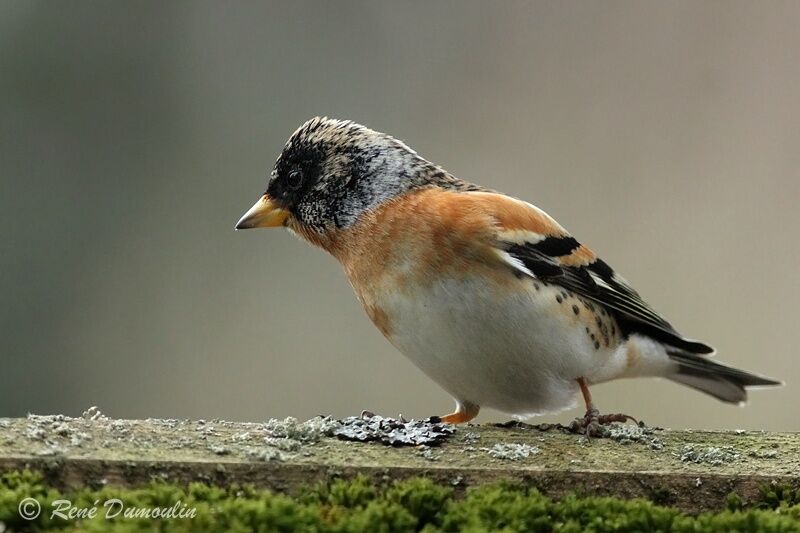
left=594, top=341, right=601, bottom=350
left=572, top=305, right=580, bottom=315
left=611, top=325, right=616, bottom=336
left=585, top=327, right=590, bottom=334
left=556, top=295, right=563, bottom=304
left=596, top=317, right=602, bottom=327
left=531, top=236, right=580, bottom=257
left=590, top=333, right=596, bottom=341
left=533, top=283, right=540, bottom=291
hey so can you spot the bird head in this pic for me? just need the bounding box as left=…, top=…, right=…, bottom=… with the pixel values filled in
left=235, top=117, right=437, bottom=237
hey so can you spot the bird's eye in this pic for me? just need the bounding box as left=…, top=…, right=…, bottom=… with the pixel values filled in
left=287, top=169, right=304, bottom=190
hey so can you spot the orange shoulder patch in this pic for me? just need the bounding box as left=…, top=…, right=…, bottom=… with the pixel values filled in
left=462, top=191, right=568, bottom=239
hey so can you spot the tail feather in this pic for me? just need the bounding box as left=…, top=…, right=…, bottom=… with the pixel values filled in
left=667, top=350, right=782, bottom=404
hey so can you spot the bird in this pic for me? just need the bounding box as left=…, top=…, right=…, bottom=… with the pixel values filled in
left=235, top=117, right=781, bottom=432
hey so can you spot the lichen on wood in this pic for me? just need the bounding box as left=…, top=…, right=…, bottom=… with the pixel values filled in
left=1, top=410, right=798, bottom=513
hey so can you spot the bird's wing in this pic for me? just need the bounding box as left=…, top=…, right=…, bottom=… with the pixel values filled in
left=462, top=191, right=714, bottom=354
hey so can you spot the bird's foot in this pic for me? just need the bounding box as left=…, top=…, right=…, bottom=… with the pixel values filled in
left=426, top=410, right=478, bottom=425
left=427, top=402, right=480, bottom=425
left=569, top=408, right=638, bottom=438
left=425, top=415, right=462, bottom=424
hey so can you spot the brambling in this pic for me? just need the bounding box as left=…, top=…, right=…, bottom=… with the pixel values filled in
left=236, top=117, right=781, bottom=432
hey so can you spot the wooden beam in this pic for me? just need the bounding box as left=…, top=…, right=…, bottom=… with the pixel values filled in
left=1, top=413, right=797, bottom=513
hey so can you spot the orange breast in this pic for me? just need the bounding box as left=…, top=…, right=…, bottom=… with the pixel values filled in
left=298, top=188, right=526, bottom=336
left=337, top=190, right=509, bottom=284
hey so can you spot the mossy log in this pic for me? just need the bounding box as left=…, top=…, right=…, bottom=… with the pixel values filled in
left=0, top=413, right=797, bottom=513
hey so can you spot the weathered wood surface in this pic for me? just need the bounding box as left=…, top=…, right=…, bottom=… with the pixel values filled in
left=1, top=412, right=797, bottom=513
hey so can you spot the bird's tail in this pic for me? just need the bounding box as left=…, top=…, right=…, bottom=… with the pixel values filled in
left=666, top=350, right=782, bottom=404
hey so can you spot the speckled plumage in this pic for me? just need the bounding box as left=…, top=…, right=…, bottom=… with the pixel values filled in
left=268, top=117, right=484, bottom=233
left=237, top=117, right=781, bottom=425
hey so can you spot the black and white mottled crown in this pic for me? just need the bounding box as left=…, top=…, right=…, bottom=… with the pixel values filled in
left=267, top=117, right=483, bottom=231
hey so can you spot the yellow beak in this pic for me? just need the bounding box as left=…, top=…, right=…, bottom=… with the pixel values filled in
left=235, top=194, right=290, bottom=229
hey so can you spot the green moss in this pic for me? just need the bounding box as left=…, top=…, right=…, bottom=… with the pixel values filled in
left=758, top=484, right=800, bottom=510
left=726, top=491, right=745, bottom=511
left=1, top=470, right=799, bottom=532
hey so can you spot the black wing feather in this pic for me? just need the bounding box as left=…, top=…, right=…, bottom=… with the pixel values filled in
left=505, top=243, right=714, bottom=354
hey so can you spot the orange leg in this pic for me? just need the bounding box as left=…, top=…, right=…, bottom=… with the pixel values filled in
left=571, top=377, right=637, bottom=436
left=577, top=377, right=596, bottom=412
left=430, top=402, right=480, bottom=424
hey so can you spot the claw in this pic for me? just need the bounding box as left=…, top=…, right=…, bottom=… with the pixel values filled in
left=571, top=377, right=638, bottom=438
left=569, top=408, right=638, bottom=438
left=429, top=402, right=480, bottom=425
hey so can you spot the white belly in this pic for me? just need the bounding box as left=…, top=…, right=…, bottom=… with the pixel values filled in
left=377, top=275, right=622, bottom=417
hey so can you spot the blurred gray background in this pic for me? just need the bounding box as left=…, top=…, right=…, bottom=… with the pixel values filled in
left=2, top=1, right=798, bottom=431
